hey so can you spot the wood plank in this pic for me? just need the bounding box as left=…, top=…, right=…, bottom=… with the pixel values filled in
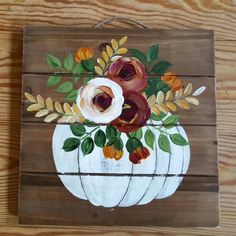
left=22, top=27, right=214, bottom=76
left=19, top=173, right=219, bottom=226
left=20, top=123, right=218, bottom=176
left=21, top=74, right=216, bottom=125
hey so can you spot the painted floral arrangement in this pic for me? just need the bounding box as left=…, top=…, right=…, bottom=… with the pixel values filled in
left=25, top=36, right=205, bottom=164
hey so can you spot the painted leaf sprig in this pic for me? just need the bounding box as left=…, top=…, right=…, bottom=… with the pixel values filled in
left=95, top=36, right=128, bottom=75
left=46, top=52, right=89, bottom=103
left=148, top=114, right=188, bottom=153
left=63, top=125, right=124, bottom=157
left=24, top=92, right=84, bottom=123
left=147, top=84, right=206, bottom=115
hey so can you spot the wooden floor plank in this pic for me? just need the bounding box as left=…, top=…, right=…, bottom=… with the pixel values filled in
left=0, top=0, right=235, bottom=40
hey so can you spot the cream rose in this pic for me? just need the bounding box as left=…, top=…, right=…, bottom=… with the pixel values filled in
left=76, top=77, right=124, bottom=123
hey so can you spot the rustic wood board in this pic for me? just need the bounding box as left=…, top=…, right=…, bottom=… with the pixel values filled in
left=19, top=174, right=218, bottom=226
left=19, top=27, right=218, bottom=227
left=20, top=123, right=218, bottom=176
left=23, top=28, right=214, bottom=76
left=22, top=74, right=216, bottom=125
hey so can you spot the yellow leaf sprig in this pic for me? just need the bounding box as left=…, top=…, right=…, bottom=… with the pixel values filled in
left=24, top=92, right=85, bottom=123
left=146, top=83, right=206, bottom=115
left=95, top=36, right=128, bottom=75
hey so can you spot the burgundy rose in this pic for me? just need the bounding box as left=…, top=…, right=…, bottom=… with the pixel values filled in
left=108, top=57, right=147, bottom=92
left=111, top=91, right=151, bottom=132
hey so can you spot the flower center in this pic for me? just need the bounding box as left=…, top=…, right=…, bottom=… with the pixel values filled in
left=120, top=99, right=138, bottom=122
left=118, top=63, right=136, bottom=81
left=93, top=92, right=112, bottom=111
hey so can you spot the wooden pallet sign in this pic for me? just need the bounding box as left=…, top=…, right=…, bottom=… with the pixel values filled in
left=19, top=27, right=218, bottom=226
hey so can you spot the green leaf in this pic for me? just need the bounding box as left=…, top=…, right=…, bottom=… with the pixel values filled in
left=170, top=133, right=189, bottom=146
left=156, top=80, right=170, bottom=94
left=106, top=137, right=123, bottom=150
left=136, top=128, right=143, bottom=139
left=144, top=129, right=155, bottom=149
left=81, top=58, right=94, bottom=72
left=145, top=77, right=170, bottom=98
left=55, top=82, right=73, bottom=93
left=73, top=63, right=83, bottom=74
left=130, top=128, right=143, bottom=140
left=94, top=130, right=106, bottom=148
left=81, top=137, right=94, bottom=155
left=65, top=90, right=78, bottom=102
left=63, top=53, right=74, bottom=72
left=129, top=48, right=147, bottom=65
left=150, top=112, right=167, bottom=121
left=163, top=115, right=179, bottom=128
left=145, top=78, right=159, bottom=98
left=158, top=134, right=171, bottom=153
left=113, top=137, right=123, bottom=150
left=152, top=61, right=172, bottom=75
left=147, top=45, right=159, bottom=62
left=106, top=126, right=118, bottom=139
left=46, top=54, right=61, bottom=69
left=84, top=120, right=97, bottom=127
left=70, top=125, right=86, bottom=137
left=47, top=75, right=61, bottom=87
left=62, top=137, right=80, bottom=152
left=72, top=76, right=80, bottom=82
left=126, top=137, right=142, bottom=153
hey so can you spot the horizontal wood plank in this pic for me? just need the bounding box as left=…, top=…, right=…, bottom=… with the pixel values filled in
left=20, top=123, right=218, bottom=176
left=19, top=173, right=219, bottom=226
left=23, top=27, right=214, bottom=76
left=21, top=74, right=216, bottom=125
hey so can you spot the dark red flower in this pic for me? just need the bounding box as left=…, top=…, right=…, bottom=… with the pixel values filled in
left=111, top=91, right=151, bottom=132
left=129, top=146, right=150, bottom=164
left=108, top=57, right=147, bottom=92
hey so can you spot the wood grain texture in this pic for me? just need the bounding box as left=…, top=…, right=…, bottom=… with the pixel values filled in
left=18, top=173, right=219, bottom=227
left=22, top=74, right=216, bottom=125
left=23, top=27, right=214, bottom=76
left=20, top=123, right=218, bottom=176
left=0, top=0, right=235, bottom=41
left=0, top=0, right=235, bottom=234
left=19, top=26, right=217, bottom=226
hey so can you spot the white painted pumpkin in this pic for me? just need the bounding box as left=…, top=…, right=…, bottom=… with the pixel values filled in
left=52, top=123, right=190, bottom=207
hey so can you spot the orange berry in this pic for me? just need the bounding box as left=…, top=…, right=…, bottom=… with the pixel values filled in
left=74, top=47, right=93, bottom=63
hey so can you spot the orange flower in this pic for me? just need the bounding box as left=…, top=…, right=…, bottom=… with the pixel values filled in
left=74, top=47, right=93, bottom=63
left=161, top=72, right=182, bottom=91
left=103, top=145, right=123, bottom=160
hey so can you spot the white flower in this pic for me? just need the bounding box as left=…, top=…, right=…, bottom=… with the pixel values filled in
left=76, top=77, right=124, bottom=123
